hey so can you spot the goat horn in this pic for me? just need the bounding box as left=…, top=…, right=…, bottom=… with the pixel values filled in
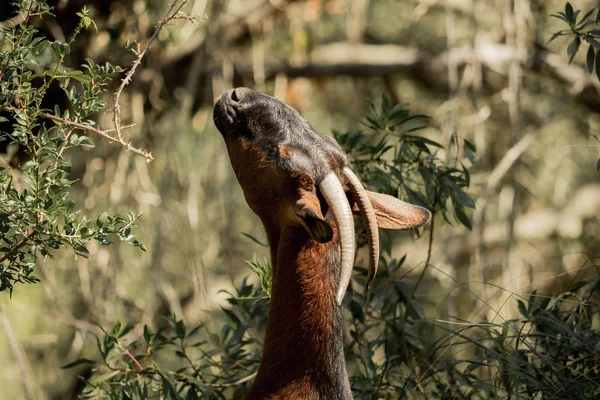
left=319, top=171, right=355, bottom=306
left=342, top=167, right=379, bottom=290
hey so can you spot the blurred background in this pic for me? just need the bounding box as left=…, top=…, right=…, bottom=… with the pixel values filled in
left=1, top=0, right=599, bottom=398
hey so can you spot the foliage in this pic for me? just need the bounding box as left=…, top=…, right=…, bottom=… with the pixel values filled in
left=424, top=270, right=600, bottom=400
left=0, top=0, right=145, bottom=294
left=65, top=274, right=270, bottom=399
left=336, top=95, right=474, bottom=230
left=550, top=2, right=600, bottom=80
left=66, top=258, right=600, bottom=399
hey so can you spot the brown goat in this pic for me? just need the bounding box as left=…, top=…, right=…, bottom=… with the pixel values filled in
left=213, top=88, right=430, bottom=400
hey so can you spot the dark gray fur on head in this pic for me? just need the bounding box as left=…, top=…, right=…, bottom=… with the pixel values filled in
left=213, top=88, right=348, bottom=184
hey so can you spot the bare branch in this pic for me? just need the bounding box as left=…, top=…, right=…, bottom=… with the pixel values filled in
left=113, top=0, right=190, bottom=142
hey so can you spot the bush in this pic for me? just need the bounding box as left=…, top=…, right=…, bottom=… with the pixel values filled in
left=0, top=1, right=145, bottom=295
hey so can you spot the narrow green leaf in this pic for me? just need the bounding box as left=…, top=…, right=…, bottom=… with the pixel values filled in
left=567, top=37, right=580, bottom=64
left=596, top=50, right=600, bottom=81
left=154, top=367, right=183, bottom=400
left=550, top=14, right=569, bottom=24
left=565, top=2, right=574, bottom=24
left=454, top=206, right=472, bottom=230
left=517, top=300, right=528, bottom=318
left=381, top=94, right=390, bottom=116
left=118, top=322, right=135, bottom=338
left=577, top=8, right=596, bottom=26
left=61, top=358, right=96, bottom=369
left=241, top=232, right=268, bottom=247
left=589, top=37, right=600, bottom=50
left=463, top=138, right=476, bottom=152
left=587, top=45, right=595, bottom=74
left=445, top=178, right=475, bottom=208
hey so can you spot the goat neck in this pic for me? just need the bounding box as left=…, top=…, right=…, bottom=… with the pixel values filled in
left=248, top=222, right=351, bottom=399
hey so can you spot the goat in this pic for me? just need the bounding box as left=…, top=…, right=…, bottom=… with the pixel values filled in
left=213, top=88, right=431, bottom=400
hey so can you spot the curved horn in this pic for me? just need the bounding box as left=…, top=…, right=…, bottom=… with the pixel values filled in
left=319, top=171, right=355, bottom=306
left=343, top=167, right=379, bottom=290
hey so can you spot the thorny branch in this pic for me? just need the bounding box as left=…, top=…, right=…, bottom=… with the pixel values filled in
left=41, top=112, right=153, bottom=161
left=112, top=0, right=191, bottom=143
left=3, top=106, right=153, bottom=161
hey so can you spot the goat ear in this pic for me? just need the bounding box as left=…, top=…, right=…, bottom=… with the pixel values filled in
left=353, top=191, right=431, bottom=230
left=295, top=196, right=333, bottom=243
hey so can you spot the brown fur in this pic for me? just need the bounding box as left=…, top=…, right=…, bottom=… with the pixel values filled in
left=224, top=138, right=350, bottom=399
left=247, top=222, right=350, bottom=399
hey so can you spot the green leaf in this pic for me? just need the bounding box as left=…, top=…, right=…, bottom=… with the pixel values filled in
left=66, top=70, right=92, bottom=84
left=565, top=2, right=574, bottom=24
left=596, top=50, right=600, bottom=81
left=77, top=136, right=95, bottom=148
left=404, top=134, right=443, bottom=148
left=445, top=177, right=475, bottom=208
left=550, top=13, right=569, bottom=24
left=175, top=319, right=186, bottom=339
left=587, top=45, right=595, bottom=74
left=143, top=324, right=153, bottom=344
left=588, top=37, right=600, bottom=50
left=241, top=232, right=268, bottom=247
left=118, top=322, right=135, bottom=338
left=61, top=358, right=96, bottom=369
left=597, top=158, right=600, bottom=171
left=548, top=31, right=565, bottom=43
left=74, top=245, right=89, bottom=258
left=97, top=212, right=109, bottom=226
left=154, top=368, right=183, bottom=400
left=381, top=94, right=390, bottom=116
left=577, top=8, right=596, bottom=26
left=567, top=37, right=580, bottom=64
left=517, top=300, right=528, bottom=318
left=454, top=206, right=472, bottom=230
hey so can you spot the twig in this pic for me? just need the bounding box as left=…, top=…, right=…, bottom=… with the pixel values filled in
left=112, top=0, right=190, bottom=142
left=118, top=341, right=144, bottom=370
left=41, top=111, right=153, bottom=162
left=3, top=106, right=153, bottom=161
left=408, top=209, right=436, bottom=303
left=397, top=207, right=436, bottom=397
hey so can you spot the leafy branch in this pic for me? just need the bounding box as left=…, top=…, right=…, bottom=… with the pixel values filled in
left=0, top=0, right=146, bottom=294
left=550, top=2, right=600, bottom=80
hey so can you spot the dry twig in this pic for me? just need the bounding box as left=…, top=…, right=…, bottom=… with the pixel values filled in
left=112, top=0, right=191, bottom=143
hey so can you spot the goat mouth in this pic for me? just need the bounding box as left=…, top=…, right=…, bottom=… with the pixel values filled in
left=213, top=98, right=237, bottom=134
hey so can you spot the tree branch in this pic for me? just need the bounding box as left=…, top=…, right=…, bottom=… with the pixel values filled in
left=41, top=112, right=154, bottom=162
left=113, top=0, right=190, bottom=143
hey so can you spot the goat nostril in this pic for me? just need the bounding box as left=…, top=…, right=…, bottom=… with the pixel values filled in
left=231, top=89, right=239, bottom=102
